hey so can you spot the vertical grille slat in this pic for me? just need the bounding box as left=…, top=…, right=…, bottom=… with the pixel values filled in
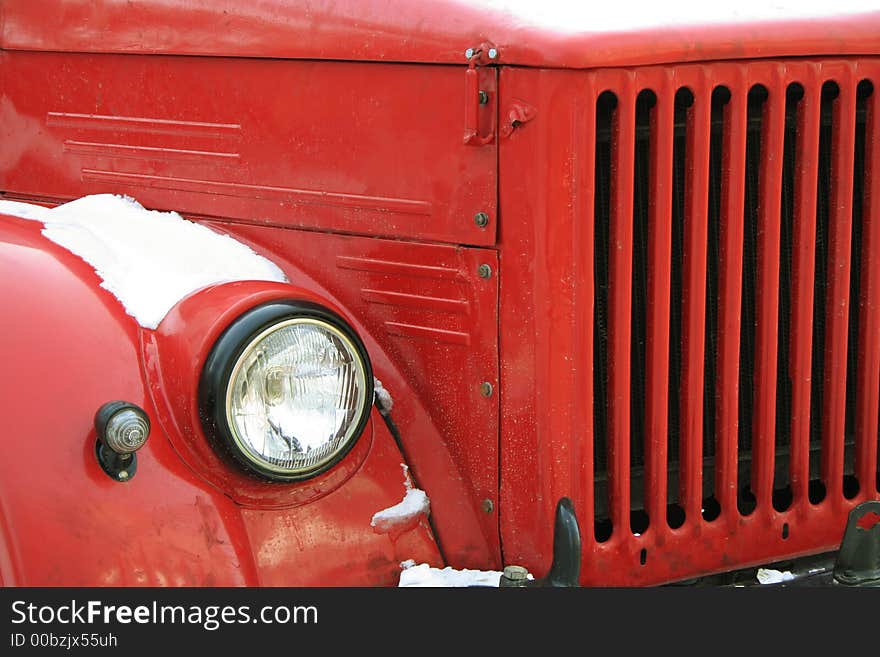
left=716, top=76, right=748, bottom=520
left=679, top=82, right=712, bottom=519
left=752, top=75, right=787, bottom=508
left=856, top=78, right=879, bottom=493
left=821, top=72, right=858, bottom=503
left=789, top=72, right=822, bottom=505
left=608, top=78, right=637, bottom=535
left=579, top=85, right=599, bottom=540
left=646, top=80, right=675, bottom=532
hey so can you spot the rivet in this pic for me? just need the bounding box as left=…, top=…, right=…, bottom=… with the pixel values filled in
left=478, top=264, right=492, bottom=279
left=474, top=211, right=489, bottom=227
left=480, top=381, right=494, bottom=397
left=118, top=470, right=129, bottom=480
left=482, top=498, right=494, bottom=513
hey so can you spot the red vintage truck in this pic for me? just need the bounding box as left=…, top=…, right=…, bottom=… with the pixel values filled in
left=1, top=0, right=878, bottom=587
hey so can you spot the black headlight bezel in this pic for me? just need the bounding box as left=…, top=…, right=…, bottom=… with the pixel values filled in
left=198, top=300, right=374, bottom=482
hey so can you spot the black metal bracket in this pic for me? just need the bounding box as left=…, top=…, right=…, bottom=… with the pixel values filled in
left=95, top=441, right=137, bottom=482
left=833, top=500, right=880, bottom=586
left=500, top=497, right=581, bottom=587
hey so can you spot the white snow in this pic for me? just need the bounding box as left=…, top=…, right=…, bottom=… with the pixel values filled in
left=371, top=488, right=430, bottom=532
left=0, top=194, right=287, bottom=329
left=373, top=377, right=394, bottom=414
left=371, top=464, right=430, bottom=532
left=756, top=568, right=796, bottom=584
left=479, top=1, right=877, bottom=34
left=399, top=562, right=503, bottom=587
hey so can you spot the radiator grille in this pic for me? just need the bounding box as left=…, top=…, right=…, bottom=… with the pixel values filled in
left=589, top=61, right=879, bottom=544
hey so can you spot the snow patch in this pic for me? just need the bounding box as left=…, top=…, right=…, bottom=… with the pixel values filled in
left=0, top=194, right=287, bottom=329
left=0, top=200, right=54, bottom=221
left=398, top=563, right=502, bottom=588
left=371, top=464, right=430, bottom=532
left=371, top=489, right=430, bottom=532
left=481, top=1, right=877, bottom=34
left=756, top=568, right=795, bottom=584
left=373, top=377, right=394, bottom=414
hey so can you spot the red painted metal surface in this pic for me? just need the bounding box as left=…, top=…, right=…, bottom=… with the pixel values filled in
left=715, top=71, right=747, bottom=522
left=1, top=4, right=879, bottom=587
left=789, top=74, right=822, bottom=507
left=202, top=224, right=501, bottom=569
left=2, top=1, right=880, bottom=71
left=645, top=78, right=674, bottom=534
left=680, top=78, right=711, bottom=520
left=822, top=67, right=858, bottom=507
left=0, top=50, right=497, bottom=247
left=500, top=59, right=880, bottom=585
left=751, top=72, right=785, bottom=509
left=607, top=74, right=635, bottom=535
left=0, top=215, right=443, bottom=585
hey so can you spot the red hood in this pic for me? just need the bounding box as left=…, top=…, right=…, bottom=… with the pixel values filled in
left=1, top=0, right=879, bottom=69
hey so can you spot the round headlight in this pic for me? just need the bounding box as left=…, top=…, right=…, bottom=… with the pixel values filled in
left=200, top=301, right=373, bottom=481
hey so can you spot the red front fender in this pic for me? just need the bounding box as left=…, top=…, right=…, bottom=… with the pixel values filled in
left=0, top=214, right=442, bottom=585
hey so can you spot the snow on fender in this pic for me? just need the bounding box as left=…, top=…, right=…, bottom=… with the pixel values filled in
left=0, top=194, right=287, bottom=329
left=371, top=464, right=430, bottom=533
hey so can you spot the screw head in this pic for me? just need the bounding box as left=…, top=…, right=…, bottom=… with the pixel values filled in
left=480, top=381, right=494, bottom=397
left=474, top=211, right=489, bottom=227
left=488, top=48, right=498, bottom=59
left=503, top=565, right=529, bottom=581
left=465, top=48, right=474, bottom=59
left=482, top=498, right=494, bottom=513
left=478, top=264, right=492, bottom=279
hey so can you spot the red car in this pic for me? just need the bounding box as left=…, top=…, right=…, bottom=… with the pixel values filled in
left=1, top=0, right=879, bottom=587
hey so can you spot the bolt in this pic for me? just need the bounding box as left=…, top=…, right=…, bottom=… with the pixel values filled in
left=474, top=211, right=489, bottom=227
left=465, top=48, right=474, bottom=59
left=482, top=498, right=494, bottom=513
left=503, top=565, right=529, bottom=581
left=480, top=381, right=494, bottom=397
left=488, top=48, right=498, bottom=59
left=478, top=90, right=489, bottom=105
left=118, top=470, right=129, bottom=480
left=478, top=264, right=492, bottom=279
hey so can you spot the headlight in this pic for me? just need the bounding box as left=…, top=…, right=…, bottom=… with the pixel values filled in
left=199, top=301, right=373, bottom=481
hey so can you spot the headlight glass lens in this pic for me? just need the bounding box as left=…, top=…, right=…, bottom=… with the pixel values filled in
left=225, top=318, right=368, bottom=476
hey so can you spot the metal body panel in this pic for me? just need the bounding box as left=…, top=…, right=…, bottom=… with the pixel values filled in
left=2, top=1, right=879, bottom=70
left=0, top=216, right=442, bottom=586
left=498, top=61, right=880, bottom=585
left=2, top=4, right=879, bottom=585
left=0, top=50, right=497, bottom=246
left=204, top=224, right=502, bottom=568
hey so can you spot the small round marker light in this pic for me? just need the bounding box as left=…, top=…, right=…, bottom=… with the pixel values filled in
left=95, top=401, right=151, bottom=482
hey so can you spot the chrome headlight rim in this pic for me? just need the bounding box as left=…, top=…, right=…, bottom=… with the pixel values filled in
left=199, top=300, right=374, bottom=482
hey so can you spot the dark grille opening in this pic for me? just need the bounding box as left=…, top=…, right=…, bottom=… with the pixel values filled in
left=737, top=84, right=767, bottom=516
left=667, top=87, right=693, bottom=529
left=846, top=78, right=873, bottom=499
left=594, top=90, right=616, bottom=542
left=773, top=83, right=804, bottom=512
left=631, top=89, right=656, bottom=536
left=702, top=86, right=729, bottom=521
left=808, top=81, right=838, bottom=503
